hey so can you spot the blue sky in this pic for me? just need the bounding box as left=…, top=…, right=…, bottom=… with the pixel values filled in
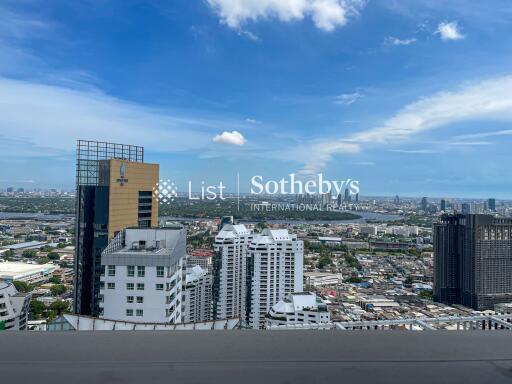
left=1, top=0, right=512, bottom=198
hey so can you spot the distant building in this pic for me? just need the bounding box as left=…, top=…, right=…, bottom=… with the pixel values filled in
left=461, top=202, right=471, bottom=214
left=0, top=262, right=58, bottom=284
left=219, top=216, right=234, bottom=230
left=99, top=227, right=186, bottom=324
left=440, top=199, right=446, bottom=211
left=359, top=225, right=377, bottom=236
left=318, top=236, right=342, bottom=245
left=305, top=272, right=343, bottom=288
left=266, top=292, right=330, bottom=328
left=488, top=198, right=496, bottom=212
left=184, top=266, right=212, bottom=323
left=187, top=250, right=213, bottom=274
left=246, top=229, right=303, bottom=329
left=0, top=281, right=31, bottom=331
left=420, top=197, right=428, bottom=211
left=434, top=214, right=512, bottom=310
left=344, top=188, right=350, bottom=203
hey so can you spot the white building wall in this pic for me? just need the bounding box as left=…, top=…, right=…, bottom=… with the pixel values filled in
left=212, top=225, right=253, bottom=320
left=0, top=282, right=31, bottom=330
left=247, top=229, right=303, bottom=329
left=100, top=228, right=186, bottom=324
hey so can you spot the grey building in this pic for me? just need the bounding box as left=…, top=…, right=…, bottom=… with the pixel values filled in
left=434, top=214, right=512, bottom=310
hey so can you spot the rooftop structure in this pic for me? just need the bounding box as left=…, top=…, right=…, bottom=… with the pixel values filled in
left=0, top=262, right=58, bottom=284
left=266, top=292, right=330, bottom=328
left=99, top=227, right=186, bottom=324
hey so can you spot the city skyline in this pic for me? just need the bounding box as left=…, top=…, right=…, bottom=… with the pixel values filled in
left=1, top=1, right=512, bottom=198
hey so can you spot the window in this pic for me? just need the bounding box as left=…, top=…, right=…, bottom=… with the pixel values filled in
left=127, top=265, right=135, bottom=277
left=107, top=282, right=115, bottom=290
left=137, top=283, right=145, bottom=290
left=127, top=296, right=134, bottom=303
left=156, top=283, right=164, bottom=291
left=156, top=266, right=164, bottom=278
left=126, top=309, right=133, bottom=316
left=108, top=265, right=116, bottom=277
left=136, top=309, right=144, bottom=317
left=100, top=281, right=105, bottom=290
left=126, top=283, right=134, bottom=290
left=137, top=266, right=145, bottom=277
left=137, top=296, right=144, bottom=304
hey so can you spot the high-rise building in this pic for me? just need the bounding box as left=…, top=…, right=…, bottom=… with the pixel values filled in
left=246, top=229, right=303, bottom=329
left=74, top=140, right=159, bottom=317
left=212, top=224, right=253, bottom=320
left=344, top=188, right=350, bottom=203
left=440, top=199, right=446, bottom=211
left=184, top=265, right=212, bottom=323
left=461, top=202, right=471, bottom=214
left=420, top=197, right=428, bottom=211
left=434, top=214, right=512, bottom=310
left=99, top=227, right=186, bottom=324
left=0, top=281, right=31, bottom=331
left=488, top=198, right=496, bottom=212
left=355, top=193, right=359, bottom=203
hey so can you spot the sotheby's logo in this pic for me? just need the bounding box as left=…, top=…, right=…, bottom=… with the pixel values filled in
left=153, top=179, right=178, bottom=205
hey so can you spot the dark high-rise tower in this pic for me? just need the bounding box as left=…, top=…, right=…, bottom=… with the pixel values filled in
left=461, top=203, right=471, bottom=214
left=420, top=197, right=428, bottom=211
left=488, top=198, right=496, bottom=212
left=440, top=199, right=446, bottom=211
left=74, top=140, right=159, bottom=316
left=434, top=214, right=512, bottom=310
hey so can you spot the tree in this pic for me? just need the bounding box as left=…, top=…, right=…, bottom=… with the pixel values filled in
left=49, top=300, right=70, bottom=316
left=317, top=254, right=333, bottom=269
left=344, top=254, right=358, bottom=268
left=37, top=257, right=50, bottom=264
left=49, top=276, right=61, bottom=284
left=13, top=280, right=32, bottom=293
left=346, top=276, right=363, bottom=284
left=22, top=249, right=37, bottom=258
left=50, top=284, right=67, bottom=296
left=57, top=243, right=67, bottom=249
left=29, top=300, right=46, bottom=320
left=2, top=249, right=14, bottom=260
left=47, top=252, right=60, bottom=260
left=419, top=290, right=433, bottom=300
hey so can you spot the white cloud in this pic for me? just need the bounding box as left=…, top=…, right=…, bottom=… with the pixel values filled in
left=383, top=36, right=417, bottom=46
left=0, top=77, right=244, bottom=157
left=245, top=118, right=260, bottom=124
left=436, top=21, right=464, bottom=40
left=453, top=129, right=512, bottom=140
left=334, top=91, right=363, bottom=105
left=389, top=149, right=436, bottom=154
left=206, top=0, right=365, bottom=32
left=212, top=130, right=247, bottom=146
left=298, top=75, right=512, bottom=174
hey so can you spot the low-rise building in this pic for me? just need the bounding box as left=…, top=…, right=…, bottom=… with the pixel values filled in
left=0, top=281, right=31, bottom=331
left=266, top=292, right=330, bottom=328
left=0, top=262, right=58, bottom=284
